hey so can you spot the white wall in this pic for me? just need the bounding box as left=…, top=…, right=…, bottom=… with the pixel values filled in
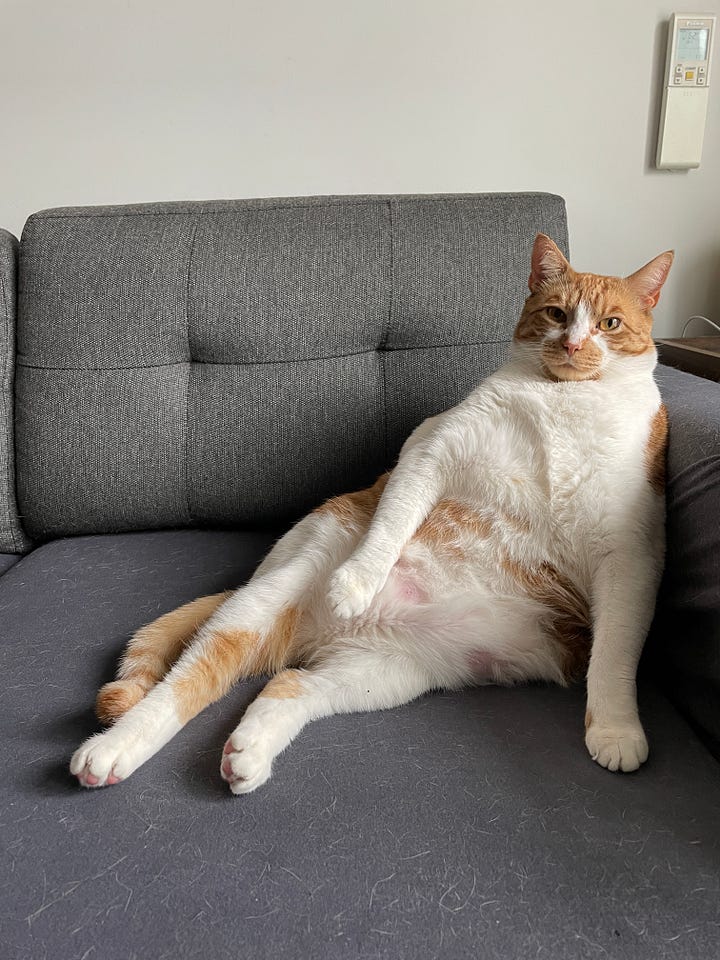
left=3, top=0, right=719, bottom=336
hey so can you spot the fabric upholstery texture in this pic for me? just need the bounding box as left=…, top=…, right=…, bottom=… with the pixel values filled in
left=651, top=455, right=720, bottom=755
left=0, top=228, right=32, bottom=553
left=15, top=193, right=568, bottom=540
left=649, top=367, right=720, bottom=757
left=654, top=364, right=720, bottom=480
left=2, top=530, right=720, bottom=960
left=0, top=552, right=19, bottom=576
left=651, top=366, right=720, bottom=659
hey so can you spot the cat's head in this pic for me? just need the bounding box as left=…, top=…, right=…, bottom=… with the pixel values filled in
left=512, top=235, right=674, bottom=382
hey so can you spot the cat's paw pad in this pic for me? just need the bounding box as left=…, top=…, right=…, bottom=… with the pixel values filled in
left=327, top=563, right=379, bottom=619
left=220, top=735, right=272, bottom=794
left=70, top=732, right=134, bottom=788
left=585, top=722, right=649, bottom=773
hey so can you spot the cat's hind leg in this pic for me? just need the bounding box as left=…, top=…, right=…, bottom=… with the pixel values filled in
left=96, top=592, right=232, bottom=724
left=93, top=504, right=350, bottom=725
left=71, top=598, right=303, bottom=788
left=70, top=507, right=365, bottom=788
left=220, top=648, right=435, bottom=794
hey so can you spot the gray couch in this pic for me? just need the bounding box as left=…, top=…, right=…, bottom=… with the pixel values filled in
left=2, top=193, right=719, bottom=960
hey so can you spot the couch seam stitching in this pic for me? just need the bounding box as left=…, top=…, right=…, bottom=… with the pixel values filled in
left=14, top=341, right=510, bottom=372
left=183, top=219, right=199, bottom=525
left=382, top=199, right=393, bottom=464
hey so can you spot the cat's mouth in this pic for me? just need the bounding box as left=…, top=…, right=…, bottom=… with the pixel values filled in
left=542, top=351, right=603, bottom=383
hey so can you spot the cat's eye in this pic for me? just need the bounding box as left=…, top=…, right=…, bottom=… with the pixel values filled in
left=599, top=317, right=622, bottom=332
left=546, top=306, right=567, bottom=323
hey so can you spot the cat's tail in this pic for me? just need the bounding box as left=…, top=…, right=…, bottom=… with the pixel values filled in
left=96, top=592, right=234, bottom=724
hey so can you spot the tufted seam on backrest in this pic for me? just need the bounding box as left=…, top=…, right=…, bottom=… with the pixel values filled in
left=380, top=199, right=395, bottom=464
left=184, top=219, right=199, bottom=525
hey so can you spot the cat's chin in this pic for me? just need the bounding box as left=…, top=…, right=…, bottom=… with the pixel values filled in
left=541, top=360, right=602, bottom=383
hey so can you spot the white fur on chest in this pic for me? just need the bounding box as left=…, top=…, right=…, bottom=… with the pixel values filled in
left=425, top=359, right=662, bottom=578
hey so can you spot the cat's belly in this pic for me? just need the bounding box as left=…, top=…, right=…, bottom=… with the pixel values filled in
left=363, top=560, right=570, bottom=687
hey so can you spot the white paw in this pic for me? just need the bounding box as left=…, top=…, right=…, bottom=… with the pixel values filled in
left=327, top=562, right=380, bottom=619
left=220, top=731, right=273, bottom=794
left=70, top=730, right=140, bottom=788
left=585, top=722, right=649, bottom=773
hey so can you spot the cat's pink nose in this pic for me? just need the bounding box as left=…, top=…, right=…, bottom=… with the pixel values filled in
left=564, top=340, right=581, bottom=356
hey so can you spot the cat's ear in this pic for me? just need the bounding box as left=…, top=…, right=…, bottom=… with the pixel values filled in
left=625, top=251, right=674, bottom=309
left=529, top=234, right=571, bottom=292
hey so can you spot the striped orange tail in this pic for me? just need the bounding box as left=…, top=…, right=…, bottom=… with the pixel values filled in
left=96, top=592, right=232, bottom=723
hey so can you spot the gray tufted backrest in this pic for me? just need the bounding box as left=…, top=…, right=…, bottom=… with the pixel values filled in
left=12, top=193, right=568, bottom=542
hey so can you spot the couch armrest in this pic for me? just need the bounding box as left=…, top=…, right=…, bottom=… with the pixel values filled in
left=0, top=228, right=32, bottom=554
left=649, top=364, right=720, bottom=756
left=655, top=363, right=720, bottom=475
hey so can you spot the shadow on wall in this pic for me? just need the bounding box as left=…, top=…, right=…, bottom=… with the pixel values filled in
left=645, top=18, right=670, bottom=174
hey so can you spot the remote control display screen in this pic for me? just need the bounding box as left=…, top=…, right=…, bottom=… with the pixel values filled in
left=677, top=28, right=709, bottom=62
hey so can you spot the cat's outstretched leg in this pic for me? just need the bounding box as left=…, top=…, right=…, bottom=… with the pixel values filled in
left=220, top=650, right=434, bottom=794
left=96, top=592, right=232, bottom=723
left=70, top=507, right=366, bottom=788
left=71, top=592, right=305, bottom=788
left=93, top=507, right=353, bottom=725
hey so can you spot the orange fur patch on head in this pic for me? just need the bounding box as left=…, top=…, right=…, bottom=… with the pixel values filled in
left=514, top=266, right=660, bottom=381
left=502, top=556, right=592, bottom=682
left=645, top=404, right=668, bottom=494
left=413, top=498, right=494, bottom=559
left=257, top=668, right=304, bottom=700
left=316, top=472, right=390, bottom=530
left=528, top=234, right=572, bottom=292
left=625, top=250, right=674, bottom=310
left=516, top=244, right=672, bottom=378
left=601, top=280, right=654, bottom=357
left=513, top=289, right=570, bottom=344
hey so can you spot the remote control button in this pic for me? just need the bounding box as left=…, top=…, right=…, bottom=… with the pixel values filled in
left=675, top=64, right=684, bottom=74
left=697, top=76, right=706, bottom=84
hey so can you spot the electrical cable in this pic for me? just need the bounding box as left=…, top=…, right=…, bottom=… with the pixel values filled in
left=681, top=315, right=720, bottom=337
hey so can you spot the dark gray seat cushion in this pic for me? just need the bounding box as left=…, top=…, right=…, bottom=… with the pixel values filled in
left=2, top=530, right=720, bottom=959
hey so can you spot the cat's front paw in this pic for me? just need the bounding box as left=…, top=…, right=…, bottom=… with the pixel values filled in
left=585, top=721, right=649, bottom=773
left=327, top=562, right=381, bottom=619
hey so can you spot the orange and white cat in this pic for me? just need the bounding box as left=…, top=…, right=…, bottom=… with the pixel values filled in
left=71, top=234, right=673, bottom=793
